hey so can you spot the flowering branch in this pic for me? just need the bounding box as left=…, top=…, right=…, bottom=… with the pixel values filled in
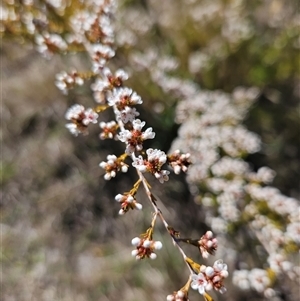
left=2, top=0, right=299, bottom=300
left=4, top=0, right=233, bottom=301
left=59, top=1, right=229, bottom=300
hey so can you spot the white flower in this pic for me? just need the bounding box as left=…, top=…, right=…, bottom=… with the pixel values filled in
left=91, top=77, right=111, bottom=93
left=198, top=230, right=218, bottom=258
left=92, top=44, right=115, bottom=72
left=166, top=290, right=188, bottom=301
left=147, top=148, right=167, bottom=165
left=65, top=104, right=85, bottom=120
left=191, top=273, right=208, bottom=295
left=154, top=170, right=170, bottom=183
left=108, top=87, right=142, bottom=108
left=213, top=259, right=228, bottom=276
left=286, top=222, right=300, bottom=244
left=70, top=11, right=96, bottom=33
left=256, top=167, right=276, bottom=184
left=131, top=237, right=141, bottom=246
left=153, top=241, right=163, bottom=250
left=92, top=44, right=115, bottom=58
left=91, top=68, right=129, bottom=97
left=65, top=104, right=98, bottom=136
left=132, top=149, right=170, bottom=183
left=267, top=253, right=292, bottom=274
left=132, top=156, right=147, bottom=172
left=82, top=108, right=98, bottom=125
left=205, top=266, right=215, bottom=278
left=115, top=69, right=129, bottom=81
left=119, top=106, right=140, bottom=123
left=132, top=119, right=145, bottom=131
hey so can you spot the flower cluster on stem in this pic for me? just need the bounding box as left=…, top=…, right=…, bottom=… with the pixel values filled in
left=4, top=0, right=230, bottom=299
left=59, top=2, right=227, bottom=299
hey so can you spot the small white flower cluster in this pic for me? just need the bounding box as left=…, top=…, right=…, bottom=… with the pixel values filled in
left=70, top=11, right=97, bottom=35
left=70, top=7, right=114, bottom=45
left=55, top=70, right=84, bottom=94
left=35, top=33, right=68, bottom=58
left=99, top=154, right=128, bottom=180
left=191, top=260, right=228, bottom=295
left=167, top=150, right=191, bottom=175
left=65, top=104, right=98, bottom=136
left=108, top=87, right=142, bottom=108
left=92, top=68, right=129, bottom=104
left=91, top=44, right=115, bottom=72
left=115, top=193, right=142, bottom=215
left=198, top=230, right=218, bottom=258
left=99, top=121, right=118, bottom=140
left=131, top=236, right=163, bottom=260
left=133, top=148, right=170, bottom=183
left=118, top=119, right=155, bottom=154
left=233, top=269, right=271, bottom=294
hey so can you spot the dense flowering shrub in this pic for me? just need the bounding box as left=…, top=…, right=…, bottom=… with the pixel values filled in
left=170, top=86, right=299, bottom=299
left=2, top=0, right=299, bottom=300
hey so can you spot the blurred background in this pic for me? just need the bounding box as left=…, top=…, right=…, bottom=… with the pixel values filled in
left=1, top=0, right=299, bottom=300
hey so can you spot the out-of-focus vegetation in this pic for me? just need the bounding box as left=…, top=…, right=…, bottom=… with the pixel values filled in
left=1, top=1, right=299, bottom=301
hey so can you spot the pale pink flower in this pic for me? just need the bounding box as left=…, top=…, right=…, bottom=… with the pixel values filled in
left=191, top=273, right=208, bottom=295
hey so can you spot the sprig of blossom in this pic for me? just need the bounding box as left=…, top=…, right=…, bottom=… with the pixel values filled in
left=61, top=4, right=228, bottom=298
left=108, top=87, right=142, bottom=109
left=11, top=1, right=229, bottom=299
